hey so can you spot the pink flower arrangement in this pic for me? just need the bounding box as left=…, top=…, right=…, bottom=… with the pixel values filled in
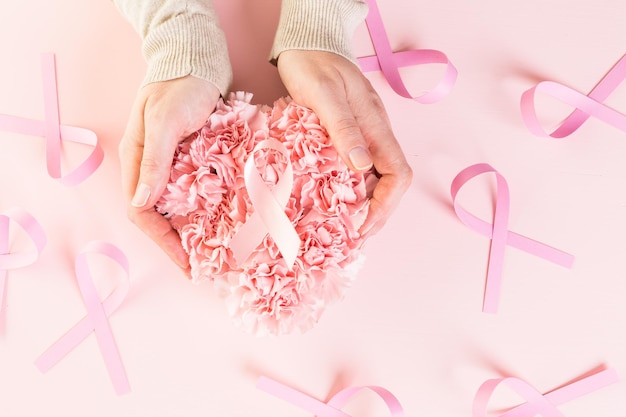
left=156, top=92, right=373, bottom=336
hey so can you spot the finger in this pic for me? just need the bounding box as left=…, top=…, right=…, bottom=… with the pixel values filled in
left=118, top=98, right=190, bottom=269
left=360, top=164, right=412, bottom=238
left=130, top=100, right=182, bottom=209
left=118, top=93, right=147, bottom=203
left=360, top=151, right=412, bottom=238
left=354, top=95, right=413, bottom=237
left=304, top=83, right=375, bottom=173
left=128, top=205, right=190, bottom=269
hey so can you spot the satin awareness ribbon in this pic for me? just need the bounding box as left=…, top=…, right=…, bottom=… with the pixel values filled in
left=357, top=0, right=457, bottom=103
left=0, top=208, right=47, bottom=316
left=473, top=368, right=620, bottom=417
left=451, top=164, right=574, bottom=314
left=229, top=139, right=301, bottom=268
left=257, top=376, right=404, bottom=417
left=35, top=241, right=131, bottom=395
left=0, top=53, right=103, bottom=185
left=521, top=53, right=626, bottom=137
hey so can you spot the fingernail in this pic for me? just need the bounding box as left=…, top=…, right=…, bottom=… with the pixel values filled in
left=349, top=146, right=373, bottom=171
left=131, top=183, right=151, bottom=207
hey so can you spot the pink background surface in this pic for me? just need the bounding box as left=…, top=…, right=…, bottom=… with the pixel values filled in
left=1, top=0, right=625, bottom=415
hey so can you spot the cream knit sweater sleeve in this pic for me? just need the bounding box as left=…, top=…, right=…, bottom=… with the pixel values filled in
left=112, top=0, right=232, bottom=95
left=113, top=0, right=368, bottom=92
left=270, top=0, right=368, bottom=65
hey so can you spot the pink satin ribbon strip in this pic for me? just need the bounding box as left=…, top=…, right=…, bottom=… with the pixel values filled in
left=451, top=164, right=574, bottom=313
left=0, top=208, right=47, bottom=315
left=473, top=368, right=620, bottom=417
left=521, top=53, right=626, bottom=137
left=257, top=376, right=405, bottom=417
left=229, top=139, right=301, bottom=268
left=34, top=241, right=131, bottom=395
left=0, top=53, right=103, bottom=185
left=358, top=0, right=457, bottom=103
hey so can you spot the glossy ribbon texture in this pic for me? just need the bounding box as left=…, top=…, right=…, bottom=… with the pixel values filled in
left=521, top=53, right=626, bottom=137
left=451, top=164, right=574, bottom=313
left=474, top=368, right=620, bottom=417
left=0, top=53, right=103, bottom=185
left=229, top=139, right=301, bottom=268
left=35, top=241, right=131, bottom=395
left=358, top=0, right=457, bottom=103
left=0, top=208, right=47, bottom=316
left=257, top=376, right=404, bottom=417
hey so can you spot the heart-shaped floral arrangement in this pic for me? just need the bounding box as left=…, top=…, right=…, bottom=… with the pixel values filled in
left=156, top=92, right=373, bottom=336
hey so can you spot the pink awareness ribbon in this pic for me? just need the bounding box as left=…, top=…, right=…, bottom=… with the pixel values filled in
left=521, top=53, right=626, bottom=137
left=451, top=164, right=574, bottom=313
left=257, top=376, right=404, bottom=417
left=473, top=368, right=620, bottom=417
left=0, top=53, right=103, bottom=185
left=357, top=0, right=457, bottom=103
left=34, top=241, right=131, bottom=395
left=229, top=139, right=301, bottom=268
left=0, top=207, right=47, bottom=316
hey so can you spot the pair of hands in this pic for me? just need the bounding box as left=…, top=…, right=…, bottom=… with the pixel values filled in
left=119, top=51, right=413, bottom=271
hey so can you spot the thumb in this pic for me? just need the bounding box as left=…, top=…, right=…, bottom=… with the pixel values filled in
left=130, top=124, right=179, bottom=208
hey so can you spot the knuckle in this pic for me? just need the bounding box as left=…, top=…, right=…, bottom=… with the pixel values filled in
left=367, top=89, right=386, bottom=111
left=332, top=117, right=361, bottom=138
left=386, top=155, right=413, bottom=191
left=140, top=156, right=164, bottom=174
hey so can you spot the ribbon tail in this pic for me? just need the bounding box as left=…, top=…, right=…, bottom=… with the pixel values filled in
left=92, top=312, right=131, bottom=395
left=542, top=368, right=619, bottom=406
left=255, top=197, right=300, bottom=268
left=0, top=114, right=45, bottom=137
left=257, top=377, right=349, bottom=417
left=34, top=315, right=95, bottom=372
left=506, top=231, right=574, bottom=268
left=229, top=214, right=268, bottom=266
left=41, top=53, right=63, bottom=180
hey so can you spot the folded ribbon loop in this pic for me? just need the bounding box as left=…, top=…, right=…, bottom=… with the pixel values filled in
left=0, top=207, right=47, bottom=315
left=257, top=376, right=404, bottom=417
left=451, top=164, right=574, bottom=313
left=0, top=53, right=103, bottom=185
left=521, top=53, right=626, bottom=137
left=229, top=139, right=301, bottom=268
left=358, top=0, right=457, bottom=103
left=473, top=368, right=620, bottom=417
left=35, top=241, right=131, bottom=395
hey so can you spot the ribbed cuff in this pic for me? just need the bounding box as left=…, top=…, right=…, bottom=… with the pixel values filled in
left=270, top=0, right=368, bottom=65
left=142, top=12, right=232, bottom=96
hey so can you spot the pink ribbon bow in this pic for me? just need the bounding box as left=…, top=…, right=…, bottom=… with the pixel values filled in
left=358, top=0, right=457, bottom=103
left=257, top=376, right=404, bottom=417
left=521, top=53, right=626, bottom=137
left=0, top=53, right=103, bottom=185
left=35, top=241, right=131, bottom=395
left=229, top=139, right=301, bottom=268
left=0, top=207, right=47, bottom=317
left=451, top=164, right=574, bottom=313
left=473, top=368, right=620, bottom=417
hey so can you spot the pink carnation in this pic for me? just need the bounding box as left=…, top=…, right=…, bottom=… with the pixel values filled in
left=156, top=92, right=373, bottom=336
